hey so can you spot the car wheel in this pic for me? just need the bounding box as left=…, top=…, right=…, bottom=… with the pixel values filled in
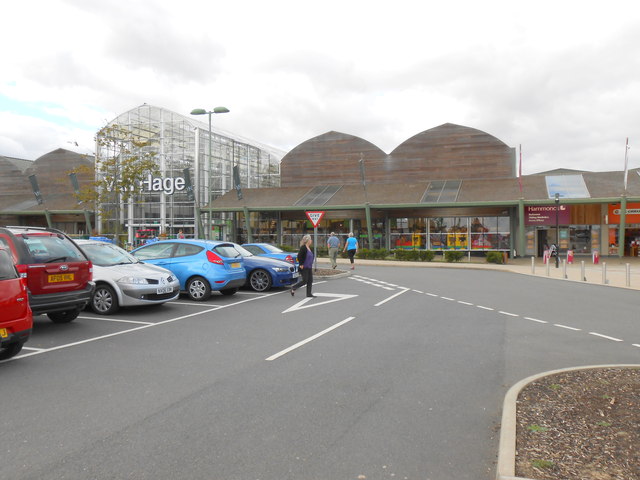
left=92, top=284, right=120, bottom=315
left=249, top=269, right=272, bottom=292
left=0, top=342, right=23, bottom=360
left=220, top=287, right=238, bottom=296
left=187, top=276, right=211, bottom=301
left=47, top=309, right=80, bottom=323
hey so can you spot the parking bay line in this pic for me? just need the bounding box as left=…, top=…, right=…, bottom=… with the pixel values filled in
left=78, top=316, right=154, bottom=325
left=266, top=316, right=356, bottom=361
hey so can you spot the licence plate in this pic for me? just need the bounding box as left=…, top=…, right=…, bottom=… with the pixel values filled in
left=231, top=262, right=241, bottom=268
left=0, top=328, right=7, bottom=338
left=48, top=273, right=74, bottom=283
left=292, top=272, right=300, bottom=278
left=156, top=286, right=173, bottom=294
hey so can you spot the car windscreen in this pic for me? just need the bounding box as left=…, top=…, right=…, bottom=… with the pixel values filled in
left=23, top=235, right=87, bottom=263
left=229, top=245, right=254, bottom=258
left=132, top=242, right=175, bottom=260
left=262, top=244, right=284, bottom=253
left=0, top=249, right=18, bottom=280
left=213, top=245, right=243, bottom=258
left=81, top=243, right=137, bottom=266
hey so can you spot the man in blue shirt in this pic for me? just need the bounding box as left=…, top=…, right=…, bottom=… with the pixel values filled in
left=327, top=232, right=340, bottom=269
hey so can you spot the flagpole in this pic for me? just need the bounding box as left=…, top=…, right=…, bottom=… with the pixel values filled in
left=623, top=137, right=629, bottom=191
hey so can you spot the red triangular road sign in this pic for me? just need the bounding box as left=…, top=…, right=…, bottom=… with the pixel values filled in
left=305, top=211, right=325, bottom=227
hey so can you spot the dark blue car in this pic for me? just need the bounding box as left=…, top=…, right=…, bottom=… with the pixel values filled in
left=242, top=243, right=297, bottom=265
left=234, top=244, right=298, bottom=292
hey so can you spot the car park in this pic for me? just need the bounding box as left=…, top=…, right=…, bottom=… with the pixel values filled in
left=234, top=244, right=298, bottom=292
left=0, top=246, right=32, bottom=360
left=131, top=240, right=246, bottom=301
left=242, top=243, right=297, bottom=265
left=75, top=239, right=180, bottom=315
left=0, top=226, right=94, bottom=323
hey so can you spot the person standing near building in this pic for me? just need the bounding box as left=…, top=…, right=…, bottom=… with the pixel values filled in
left=327, top=232, right=340, bottom=269
left=291, top=234, right=315, bottom=297
left=177, top=229, right=185, bottom=239
left=343, top=232, right=358, bottom=270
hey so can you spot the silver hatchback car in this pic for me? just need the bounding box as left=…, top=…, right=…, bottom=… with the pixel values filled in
left=76, top=239, right=180, bottom=315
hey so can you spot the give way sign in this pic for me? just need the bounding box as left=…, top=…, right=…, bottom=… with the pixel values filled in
left=305, top=211, right=325, bottom=227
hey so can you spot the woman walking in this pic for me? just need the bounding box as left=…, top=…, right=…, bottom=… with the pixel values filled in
left=343, top=232, right=358, bottom=270
left=291, top=234, right=315, bottom=297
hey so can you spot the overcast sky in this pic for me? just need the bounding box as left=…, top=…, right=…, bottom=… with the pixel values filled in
left=1, top=0, right=638, bottom=174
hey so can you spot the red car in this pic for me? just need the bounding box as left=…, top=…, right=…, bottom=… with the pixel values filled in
left=0, top=226, right=94, bottom=323
left=0, top=246, right=32, bottom=360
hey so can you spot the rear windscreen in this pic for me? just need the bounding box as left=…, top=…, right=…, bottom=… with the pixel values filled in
left=23, top=235, right=86, bottom=263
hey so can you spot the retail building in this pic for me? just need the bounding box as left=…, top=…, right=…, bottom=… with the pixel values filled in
left=2, top=109, right=639, bottom=257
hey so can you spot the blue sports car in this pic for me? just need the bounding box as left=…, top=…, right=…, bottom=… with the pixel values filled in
left=242, top=243, right=297, bottom=265
left=131, top=240, right=246, bottom=301
left=235, top=244, right=298, bottom=292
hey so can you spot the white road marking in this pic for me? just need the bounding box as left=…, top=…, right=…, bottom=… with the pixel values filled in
left=426, top=293, right=438, bottom=297
left=499, top=311, right=518, bottom=317
left=477, top=306, right=494, bottom=311
left=589, top=332, right=623, bottom=342
left=457, top=301, right=473, bottom=305
left=524, top=317, right=548, bottom=324
left=633, top=344, right=640, bottom=348
left=266, top=316, right=356, bottom=361
left=170, top=302, right=224, bottom=307
left=441, top=296, right=455, bottom=301
left=78, top=316, right=154, bottom=325
left=282, top=292, right=358, bottom=313
left=374, top=287, right=410, bottom=307
left=554, top=324, right=581, bottom=331
left=412, top=289, right=424, bottom=294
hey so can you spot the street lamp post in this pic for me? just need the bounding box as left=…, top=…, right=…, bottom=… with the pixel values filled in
left=555, top=193, right=560, bottom=268
left=190, top=107, right=229, bottom=239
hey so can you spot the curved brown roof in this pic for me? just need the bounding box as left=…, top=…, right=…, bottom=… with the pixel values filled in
left=280, top=124, right=516, bottom=187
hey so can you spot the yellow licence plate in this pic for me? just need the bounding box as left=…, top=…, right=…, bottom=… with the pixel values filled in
left=231, top=262, right=241, bottom=268
left=48, top=274, right=74, bottom=283
left=0, top=328, right=8, bottom=338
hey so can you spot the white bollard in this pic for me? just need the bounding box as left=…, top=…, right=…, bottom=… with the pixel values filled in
left=602, top=262, right=608, bottom=284
left=626, top=263, right=631, bottom=287
left=581, top=260, right=586, bottom=281
left=531, top=256, right=535, bottom=274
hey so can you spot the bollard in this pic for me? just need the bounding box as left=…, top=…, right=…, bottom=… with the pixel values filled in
left=602, top=262, right=608, bottom=284
left=562, top=258, right=567, bottom=279
left=531, top=256, right=535, bottom=274
left=546, top=258, right=551, bottom=277
left=626, top=263, right=631, bottom=287
left=581, top=260, right=586, bottom=281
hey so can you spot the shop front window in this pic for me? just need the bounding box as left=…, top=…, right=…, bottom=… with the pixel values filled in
left=391, top=218, right=425, bottom=250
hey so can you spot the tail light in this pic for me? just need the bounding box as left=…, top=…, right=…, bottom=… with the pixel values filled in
left=206, top=250, right=224, bottom=265
left=16, top=264, right=27, bottom=279
left=285, top=255, right=294, bottom=263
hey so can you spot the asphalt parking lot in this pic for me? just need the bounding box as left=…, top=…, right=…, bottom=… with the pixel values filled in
left=3, top=265, right=639, bottom=480
left=18, top=289, right=279, bottom=359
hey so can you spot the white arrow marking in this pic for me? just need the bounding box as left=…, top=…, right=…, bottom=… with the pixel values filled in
left=282, top=292, right=358, bottom=313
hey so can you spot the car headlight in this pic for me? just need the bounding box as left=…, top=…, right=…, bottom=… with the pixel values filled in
left=117, top=276, right=150, bottom=285
left=272, top=267, right=290, bottom=273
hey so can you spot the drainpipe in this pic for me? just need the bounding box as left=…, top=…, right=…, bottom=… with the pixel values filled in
left=619, top=195, right=626, bottom=258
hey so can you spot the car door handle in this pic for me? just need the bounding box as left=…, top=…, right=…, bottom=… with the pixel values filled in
left=17, top=297, right=25, bottom=302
